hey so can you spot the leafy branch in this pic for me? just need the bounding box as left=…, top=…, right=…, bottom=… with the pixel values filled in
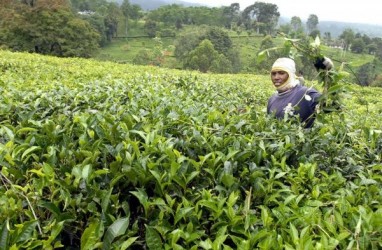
left=0, top=172, right=43, bottom=235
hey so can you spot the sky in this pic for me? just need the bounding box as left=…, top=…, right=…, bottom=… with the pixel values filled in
left=187, top=0, right=382, bottom=26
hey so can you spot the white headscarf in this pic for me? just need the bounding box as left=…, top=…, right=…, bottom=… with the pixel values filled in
left=271, top=58, right=299, bottom=92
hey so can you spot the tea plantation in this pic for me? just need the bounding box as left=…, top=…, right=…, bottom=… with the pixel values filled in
left=0, top=50, right=381, bottom=249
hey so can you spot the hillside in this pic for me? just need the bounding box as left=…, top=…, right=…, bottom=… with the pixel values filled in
left=116, top=0, right=203, bottom=10
left=279, top=17, right=382, bottom=38
left=319, top=21, right=382, bottom=38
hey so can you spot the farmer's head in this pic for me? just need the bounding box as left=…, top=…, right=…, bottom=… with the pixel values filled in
left=271, top=58, right=298, bottom=92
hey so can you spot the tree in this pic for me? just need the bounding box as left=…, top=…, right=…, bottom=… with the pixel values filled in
left=366, top=43, right=377, bottom=55
left=120, top=0, right=142, bottom=36
left=132, top=37, right=172, bottom=67
left=129, top=4, right=142, bottom=22
left=70, top=0, right=110, bottom=11
left=72, top=0, right=123, bottom=45
left=121, top=0, right=131, bottom=37
left=309, top=29, right=320, bottom=39
left=241, top=2, right=280, bottom=35
left=174, top=28, right=204, bottom=61
left=356, top=61, right=377, bottom=86
left=351, top=38, right=366, bottom=54
left=200, top=27, right=232, bottom=56
left=104, top=2, right=121, bottom=40
left=290, top=16, right=304, bottom=38
left=361, top=34, right=372, bottom=47
left=148, top=4, right=225, bottom=27
left=175, top=19, right=183, bottom=30
left=21, top=0, right=36, bottom=7
left=371, top=75, right=382, bottom=87
left=339, top=28, right=355, bottom=51
left=306, top=14, right=318, bottom=34
left=210, top=54, right=233, bottom=73
left=184, top=39, right=219, bottom=73
left=372, top=37, right=382, bottom=60
left=174, top=26, right=239, bottom=72
left=144, top=19, right=158, bottom=38
left=221, top=3, right=240, bottom=29
left=148, top=4, right=185, bottom=27
left=323, top=32, right=331, bottom=43
left=278, top=23, right=292, bottom=36
left=226, top=48, right=241, bottom=73
left=133, top=49, right=154, bottom=65
left=186, top=6, right=225, bottom=26
left=79, top=12, right=108, bottom=46
left=0, top=0, right=100, bottom=57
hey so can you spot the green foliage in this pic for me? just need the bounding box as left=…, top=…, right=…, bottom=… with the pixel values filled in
left=356, top=61, right=376, bottom=86
left=147, top=4, right=186, bottom=27
left=339, top=28, right=356, bottom=51
left=221, top=3, right=241, bottom=29
left=132, top=37, right=170, bottom=67
left=0, top=0, right=100, bottom=57
left=175, top=26, right=239, bottom=73
left=309, top=29, right=321, bottom=39
left=351, top=38, right=366, bottom=54
left=241, top=2, right=280, bottom=35
left=144, top=19, right=158, bottom=38
left=132, top=49, right=156, bottom=65
left=148, top=4, right=226, bottom=28
left=71, top=0, right=110, bottom=12
left=290, top=16, right=305, bottom=38
left=200, top=27, right=233, bottom=56
left=306, top=14, right=319, bottom=34
left=370, top=75, right=382, bottom=87
left=80, top=13, right=109, bottom=47
left=103, top=2, right=122, bottom=41
left=211, top=53, right=234, bottom=73
left=184, top=39, right=220, bottom=72
left=1, top=49, right=381, bottom=249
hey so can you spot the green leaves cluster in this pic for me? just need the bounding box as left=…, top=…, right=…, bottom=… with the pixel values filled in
left=0, top=50, right=381, bottom=249
left=0, top=0, right=100, bottom=57
left=175, top=26, right=240, bottom=73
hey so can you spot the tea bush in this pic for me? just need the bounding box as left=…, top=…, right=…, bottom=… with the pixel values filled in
left=0, top=50, right=381, bottom=249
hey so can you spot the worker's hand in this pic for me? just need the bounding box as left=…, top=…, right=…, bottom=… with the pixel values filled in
left=314, top=56, right=334, bottom=71
left=322, top=57, right=334, bottom=70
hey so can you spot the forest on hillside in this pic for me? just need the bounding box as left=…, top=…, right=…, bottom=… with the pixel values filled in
left=129, top=0, right=203, bottom=10
left=127, top=0, right=382, bottom=38
left=1, top=0, right=382, bottom=86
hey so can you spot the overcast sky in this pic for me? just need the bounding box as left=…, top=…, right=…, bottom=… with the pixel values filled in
left=188, top=0, right=382, bottom=25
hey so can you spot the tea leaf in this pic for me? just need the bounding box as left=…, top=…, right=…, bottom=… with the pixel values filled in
left=103, top=217, right=129, bottom=250
left=0, top=221, right=10, bottom=250
left=146, top=226, right=163, bottom=250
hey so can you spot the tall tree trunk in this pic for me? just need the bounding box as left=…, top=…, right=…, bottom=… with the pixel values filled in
left=125, top=17, right=128, bottom=37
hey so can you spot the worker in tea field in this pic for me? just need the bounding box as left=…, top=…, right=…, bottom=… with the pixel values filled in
left=267, top=57, right=333, bottom=128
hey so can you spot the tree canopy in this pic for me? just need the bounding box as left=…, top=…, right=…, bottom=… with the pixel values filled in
left=241, top=2, right=280, bottom=35
left=0, top=0, right=100, bottom=57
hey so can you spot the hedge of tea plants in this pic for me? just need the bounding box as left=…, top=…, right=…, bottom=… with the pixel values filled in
left=0, top=50, right=381, bottom=249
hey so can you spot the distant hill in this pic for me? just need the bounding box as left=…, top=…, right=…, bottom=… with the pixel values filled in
left=279, top=17, right=382, bottom=38
left=119, top=0, right=382, bottom=38
left=318, top=21, right=382, bottom=38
